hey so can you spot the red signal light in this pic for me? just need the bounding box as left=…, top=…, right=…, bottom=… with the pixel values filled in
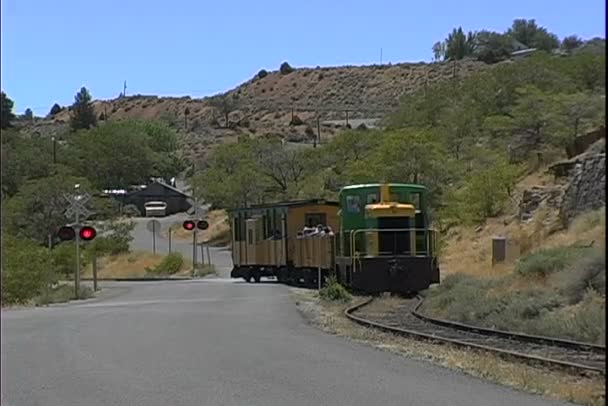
left=79, top=226, right=97, bottom=241
left=57, top=226, right=76, bottom=241
left=183, top=220, right=195, bottom=230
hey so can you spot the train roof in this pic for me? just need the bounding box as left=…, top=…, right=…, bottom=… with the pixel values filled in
left=340, top=183, right=427, bottom=191
left=229, top=199, right=339, bottom=212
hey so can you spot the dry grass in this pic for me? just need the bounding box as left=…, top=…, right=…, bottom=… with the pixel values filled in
left=441, top=206, right=605, bottom=280
left=82, top=251, right=192, bottom=278
left=292, top=289, right=605, bottom=406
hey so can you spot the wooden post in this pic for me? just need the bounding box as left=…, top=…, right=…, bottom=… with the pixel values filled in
left=206, top=245, right=211, bottom=267
left=92, top=254, right=98, bottom=291
left=168, top=228, right=172, bottom=253
left=200, top=243, right=206, bottom=266
left=316, top=116, right=320, bottom=147
left=47, top=234, right=52, bottom=306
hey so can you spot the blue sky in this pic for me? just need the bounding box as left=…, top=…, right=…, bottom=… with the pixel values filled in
left=1, top=0, right=605, bottom=115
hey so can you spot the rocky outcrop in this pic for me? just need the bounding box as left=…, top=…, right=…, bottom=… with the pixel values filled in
left=519, top=186, right=564, bottom=222
left=565, top=126, right=605, bottom=158
left=558, top=153, right=606, bottom=223
left=520, top=139, right=605, bottom=227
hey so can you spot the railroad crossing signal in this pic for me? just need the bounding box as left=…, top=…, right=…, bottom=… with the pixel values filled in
left=57, top=226, right=76, bottom=241
left=56, top=225, right=97, bottom=241
left=182, top=219, right=208, bottom=231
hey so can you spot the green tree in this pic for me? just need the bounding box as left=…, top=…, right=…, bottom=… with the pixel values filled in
left=1, top=130, right=57, bottom=198
left=432, top=41, right=446, bottom=61
left=1, top=91, right=16, bottom=129
left=445, top=27, right=476, bottom=60
left=208, top=94, right=239, bottom=128
left=24, top=108, right=34, bottom=122
left=70, top=87, right=97, bottom=131
left=507, top=19, right=559, bottom=51
left=49, top=103, right=62, bottom=117
left=473, top=31, right=514, bottom=64
left=509, top=85, right=553, bottom=140
left=561, top=35, right=583, bottom=52
left=191, top=139, right=267, bottom=209
left=508, top=19, right=540, bottom=48
left=546, top=92, right=606, bottom=146
left=437, top=97, right=480, bottom=160
left=2, top=172, right=92, bottom=244
left=465, top=157, right=522, bottom=220
left=67, top=122, right=155, bottom=188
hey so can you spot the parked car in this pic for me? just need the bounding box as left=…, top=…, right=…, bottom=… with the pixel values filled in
left=144, top=201, right=167, bottom=217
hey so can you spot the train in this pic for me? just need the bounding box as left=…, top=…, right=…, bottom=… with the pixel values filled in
left=229, top=183, right=440, bottom=294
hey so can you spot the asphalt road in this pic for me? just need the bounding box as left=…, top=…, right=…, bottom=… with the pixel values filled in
left=129, top=213, right=234, bottom=278
left=2, top=280, right=572, bottom=406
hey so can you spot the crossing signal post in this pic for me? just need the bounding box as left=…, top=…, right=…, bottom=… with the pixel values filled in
left=182, top=218, right=210, bottom=272
left=62, top=189, right=95, bottom=299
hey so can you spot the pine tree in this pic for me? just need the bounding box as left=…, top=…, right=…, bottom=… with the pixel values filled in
left=1, top=91, right=16, bottom=129
left=69, top=87, right=97, bottom=131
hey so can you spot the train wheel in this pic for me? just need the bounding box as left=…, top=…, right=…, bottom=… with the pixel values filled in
left=253, top=272, right=261, bottom=283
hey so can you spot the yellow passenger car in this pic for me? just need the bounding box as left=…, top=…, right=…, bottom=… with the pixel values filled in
left=229, top=199, right=339, bottom=283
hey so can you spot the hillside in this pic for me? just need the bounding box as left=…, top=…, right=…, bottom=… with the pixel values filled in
left=24, top=59, right=490, bottom=166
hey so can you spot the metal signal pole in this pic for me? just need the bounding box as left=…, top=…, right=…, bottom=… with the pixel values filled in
left=64, top=188, right=92, bottom=301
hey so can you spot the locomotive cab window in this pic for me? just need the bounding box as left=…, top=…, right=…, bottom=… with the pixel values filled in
left=305, top=213, right=327, bottom=227
left=367, top=193, right=378, bottom=204
left=346, top=195, right=361, bottom=213
left=410, top=192, right=421, bottom=211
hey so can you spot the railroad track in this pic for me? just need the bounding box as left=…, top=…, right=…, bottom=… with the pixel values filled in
left=345, top=296, right=606, bottom=375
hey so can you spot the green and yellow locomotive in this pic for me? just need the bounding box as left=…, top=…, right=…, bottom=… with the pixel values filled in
left=229, top=183, right=440, bottom=294
left=334, top=183, right=440, bottom=294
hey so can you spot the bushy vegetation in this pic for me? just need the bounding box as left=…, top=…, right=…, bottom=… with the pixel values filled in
left=432, top=18, right=600, bottom=64
left=146, top=253, right=184, bottom=276
left=192, top=50, right=604, bottom=227
left=1, top=86, right=186, bottom=306
left=257, top=69, right=268, bottom=79
left=280, top=62, right=294, bottom=75
left=515, top=246, right=595, bottom=277
left=319, top=277, right=351, bottom=302
left=1, top=235, right=51, bottom=305
left=422, top=248, right=606, bottom=344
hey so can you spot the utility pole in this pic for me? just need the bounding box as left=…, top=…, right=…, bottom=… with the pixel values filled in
left=380, top=48, right=383, bottom=65
left=123, top=81, right=127, bottom=97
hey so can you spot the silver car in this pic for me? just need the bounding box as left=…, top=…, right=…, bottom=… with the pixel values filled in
left=144, top=201, right=167, bottom=217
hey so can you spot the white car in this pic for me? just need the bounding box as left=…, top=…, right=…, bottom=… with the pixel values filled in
left=144, top=201, right=167, bottom=217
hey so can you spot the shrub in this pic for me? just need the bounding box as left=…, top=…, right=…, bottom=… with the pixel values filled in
left=33, top=284, right=94, bottom=306
left=1, top=235, right=50, bottom=305
left=289, top=115, right=304, bottom=126
left=551, top=250, right=605, bottom=303
left=319, top=276, right=351, bottom=302
left=52, top=242, right=88, bottom=277
left=280, top=62, right=294, bottom=75
left=146, top=253, right=183, bottom=275
left=84, top=221, right=134, bottom=262
left=515, top=246, right=594, bottom=277
left=528, top=290, right=606, bottom=344
left=122, top=204, right=141, bottom=217
left=257, top=69, right=268, bottom=79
